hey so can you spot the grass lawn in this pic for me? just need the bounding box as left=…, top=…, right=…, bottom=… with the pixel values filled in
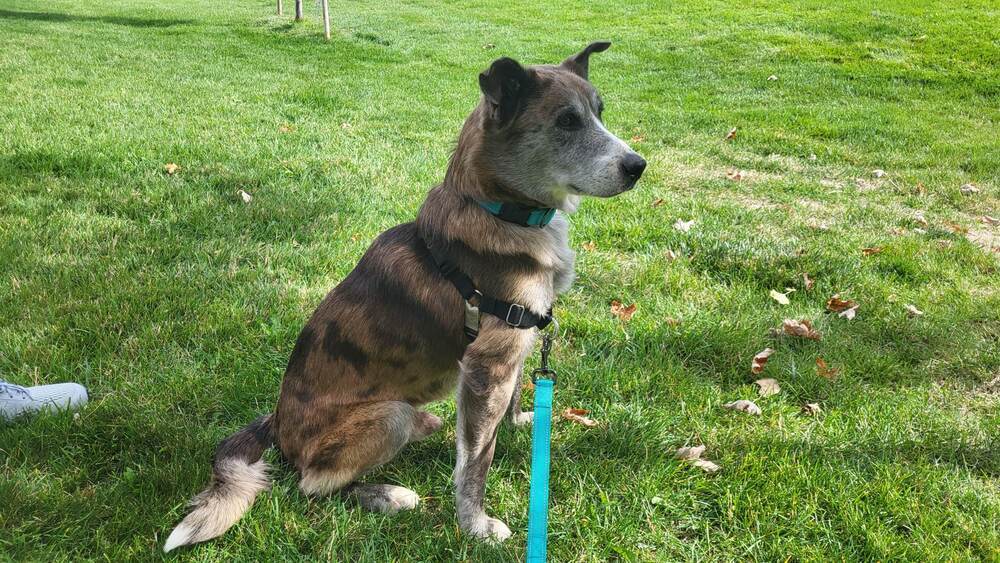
left=2, top=0, right=999, bottom=559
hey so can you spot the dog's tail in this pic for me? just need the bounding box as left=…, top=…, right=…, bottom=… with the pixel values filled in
left=163, top=414, right=275, bottom=552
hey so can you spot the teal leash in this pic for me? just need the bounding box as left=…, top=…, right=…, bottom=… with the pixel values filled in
left=527, top=328, right=557, bottom=562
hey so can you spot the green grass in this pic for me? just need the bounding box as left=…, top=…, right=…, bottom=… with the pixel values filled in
left=1, top=0, right=999, bottom=560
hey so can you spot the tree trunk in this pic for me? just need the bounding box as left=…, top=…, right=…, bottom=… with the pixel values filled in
left=320, top=0, right=330, bottom=40
left=277, top=0, right=283, bottom=15
left=295, top=0, right=303, bottom=21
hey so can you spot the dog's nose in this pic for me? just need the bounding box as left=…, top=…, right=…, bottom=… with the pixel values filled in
left=620, top=153, right=647, bottom=181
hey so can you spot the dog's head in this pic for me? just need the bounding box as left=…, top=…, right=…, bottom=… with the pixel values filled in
left=476, top=42, right=646, bottom=208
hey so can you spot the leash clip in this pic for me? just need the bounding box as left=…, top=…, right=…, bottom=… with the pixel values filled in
left=531, top=325, right=558, bottom=384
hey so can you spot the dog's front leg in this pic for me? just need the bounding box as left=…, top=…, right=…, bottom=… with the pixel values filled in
left=506, top=366, right=533, bottom=427
left=454, top=330, right=532, bottom=541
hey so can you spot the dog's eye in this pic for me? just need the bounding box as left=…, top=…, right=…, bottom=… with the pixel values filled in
left=556, top=110, right=582, bottom=130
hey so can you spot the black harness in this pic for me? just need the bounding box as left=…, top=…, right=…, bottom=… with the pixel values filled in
left=421, top=203, right=556, bottom=341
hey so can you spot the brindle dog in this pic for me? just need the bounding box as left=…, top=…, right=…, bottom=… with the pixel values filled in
left=164, top=42, right=645, bottom=551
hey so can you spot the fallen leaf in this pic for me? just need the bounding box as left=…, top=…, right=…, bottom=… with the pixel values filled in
left=482, top=43, right=495, bottom=49
left=692, top=459, right=721, bottom=474
left=767, top=74, right=779, bottom=81
left=755, top=378, right=781, bottom=397
left=816, top=357, right=839, bottom=379
left=561, top=408, right=598, bottom=427
left=936, top=239, right=952, bottom=249
left=664, top=249, right=679, bottom=261
left=664, top=317, right=682, bottom=327
left=838, top=305, right=859, bottom=320
left=724, top=127, right=737, bottom=141
left=769, top=290, right=791, bottom=305
left=631, top=134, right=646, bottom=143
left=522, top=379, right=534, bottom=391
left=983, top=216, right=999, bottom=226
left=651, top=197, right=665, bottom=207
left=862, top=246, right=883, bottom=256
left=237, top=189, right=253, bottom=204
left=945, top=222, right=968, bottom=235
left=675, top=445, right=706, bottom=461
left=905, top=304, right=924, bottom=317
left=726, top=169, right=744, bottom=182
left=278, top=123, right=294, bottom=133
left=802, top=272, right=814, bottom=291
left=872, top=169, right=887, bottom=178
left=751, top=348, right=775, bottom=374
left=673, top=219, right=695, bottom=233
left=825, top=295, right=857, bottom=313
left=723, top=399, right=762, bottom=416
left=163, top=163, right=180, bottom=175
left=960, top=183, right=979, bottom=195
left=582, top=241, right=597, bottom=251
left=914, top=211, right=928, bottom=227
left=610, top=300, right=637, bottom=321
left=782, top=319, right=822, bottom=340
left=802, top=403, right=822, bottom=416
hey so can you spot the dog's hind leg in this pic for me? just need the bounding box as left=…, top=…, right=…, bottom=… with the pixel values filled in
left=298, top=401, right=440, bottom=513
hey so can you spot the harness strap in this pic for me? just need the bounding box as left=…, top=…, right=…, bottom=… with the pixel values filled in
left=424, top=238, right=553, bottom=339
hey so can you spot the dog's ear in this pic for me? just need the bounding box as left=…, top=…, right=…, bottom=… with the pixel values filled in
left=561, top=41, right=611, bottom=80
left=479, top=57, right=532, bottom=127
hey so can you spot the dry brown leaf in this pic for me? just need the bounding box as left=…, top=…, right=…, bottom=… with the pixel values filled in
left=782, top=319, right=822, bottom=340
left=862, top=246, right=883, bottom=256
left=914, top=212, right=928, bottom=227
left=724, top=127, right=737, bottom=141
left=674, top=445, right=706, bottom=461
left=825, top=295, right=857, bottom=313
left=983, top=216, right=999, bottom=226
left=664, top=249, right=679, bottom=261
left=802, top=403, right=822, bottom=416
left=664, top=317, right=682, bottom=327
left=561, top=408, right=598, bottom=427
left=692, top=459, right=721, bottom=474
left=278, top=124, right=294, bottom=133
left=631, top=133, right=646, bottom=143
left=673, top=219, right=695, bottom=232
left=755, top=378, right=781, bottom=397
left=802, top=272, right=814, bottom=291
left=610, top=300, right=637, bottom=321
left=726, top=169, right=744, bottom=182
left=906, top=304, right=924, bottom=317
left=723, top=399, right=762, bottom=416
left=237, top=189, right=253, bottom=204
left=651, top=197, right=665, bottom=207
left=816, top=357, right=840, bottom=379
left=945, top=222, right=968, bottom=235
left=960, top=183, right=979, bottom=195
left=751, top=348, right=774, bottom=375
left=769, top=290, right=791, bottom=305
left=163, top=163, right=180, bottom=175
left=582, top=241, right=597, bottom=252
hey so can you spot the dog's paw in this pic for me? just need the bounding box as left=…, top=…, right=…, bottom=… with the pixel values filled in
left=511, top=411, right=534, bottom=427
left=350, top=484, right=420, bottom=513
left=464, top=515, right=512, bottom=542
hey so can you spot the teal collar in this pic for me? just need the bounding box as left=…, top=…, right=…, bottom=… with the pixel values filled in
left=477, top=201, right=557, bottom=228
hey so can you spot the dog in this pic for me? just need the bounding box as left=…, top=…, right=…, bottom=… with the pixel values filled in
left=163, top=41, right=645, bottom=551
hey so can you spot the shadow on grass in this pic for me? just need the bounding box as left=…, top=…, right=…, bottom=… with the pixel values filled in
left=0, top=9, right=193, bottom=28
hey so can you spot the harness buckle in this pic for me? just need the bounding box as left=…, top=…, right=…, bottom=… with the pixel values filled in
left=505, top=303, right=526, bottom=326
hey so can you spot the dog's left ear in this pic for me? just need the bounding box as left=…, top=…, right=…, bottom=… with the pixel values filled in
left=479, top=57, right=533, bottom=127
left=561, top=41, right=612, bottom=80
